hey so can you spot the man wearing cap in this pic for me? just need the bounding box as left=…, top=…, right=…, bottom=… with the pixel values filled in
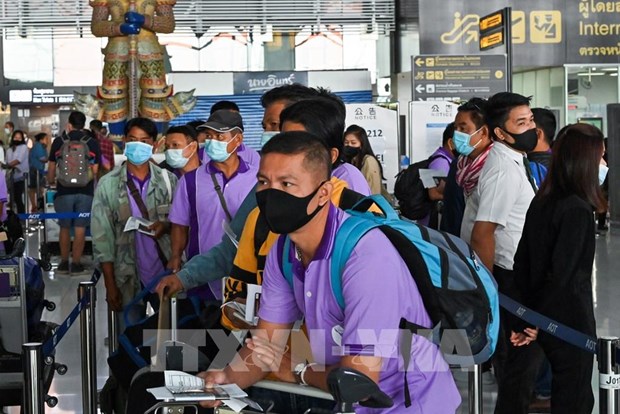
left=198, top=109, right=261, bottom=168
left=167, top=110, right=258, bottom=301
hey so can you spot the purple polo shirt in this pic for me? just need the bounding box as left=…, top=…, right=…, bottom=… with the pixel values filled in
left=202, top=143, right=261, bottom=168
left=333, top=162, right=371, bottom=196
left=127, top=173, right=166, bottom=290
left=259, top=204, right=461, bottom=413
left=418, top=147, right=454, bottom=227
left=169, top=155, right=258, bottom=299
left=0, top=170, right=7, bottom=222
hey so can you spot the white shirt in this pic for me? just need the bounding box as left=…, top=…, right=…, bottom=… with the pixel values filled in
left=6, top=144, right=29, bottom=179
left=460, top=142, right=535, bottom=270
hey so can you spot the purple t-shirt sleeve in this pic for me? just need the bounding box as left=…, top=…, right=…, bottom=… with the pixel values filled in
left=258, top=240, right=303, bottom=324
left=168, top=176, right=190, bottom=226
left=428, top=156, right=451, bottom=175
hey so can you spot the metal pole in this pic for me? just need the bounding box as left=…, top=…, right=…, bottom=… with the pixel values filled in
left=22, top=342, right=44, bottom=414
left=504, top=7, right=513, bottom=92
left=107, top=307, right=119, bottom=356
left=18, top=253, right=28, bottom=348
left=468, top=364, right=483, bottom=414
left=79, top=281, right=98, bottom=414
left=170, top=295, right=177, bottom=342
left=598, top=337, right=619, bottom=414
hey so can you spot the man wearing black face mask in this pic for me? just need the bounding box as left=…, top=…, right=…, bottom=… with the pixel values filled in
left=460, top=92, right=537, bottom=388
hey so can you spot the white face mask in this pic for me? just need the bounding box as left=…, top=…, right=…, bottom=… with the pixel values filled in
left=599, top=163, right=609, bottom=186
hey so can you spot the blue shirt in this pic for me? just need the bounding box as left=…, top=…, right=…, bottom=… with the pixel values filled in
left=29, top=142, right=47, bottom=173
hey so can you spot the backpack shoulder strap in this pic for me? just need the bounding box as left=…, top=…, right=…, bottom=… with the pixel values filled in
left=281, top=236, right=294, bottom=288
left=161, top=169, right=172, bottom=204
left=185, top=170, right=200, bottom=258
left=330, top=215, right=382, bottom=310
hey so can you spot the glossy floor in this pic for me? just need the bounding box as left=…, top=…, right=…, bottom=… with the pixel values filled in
left=3, top=226, right=620, bottom=413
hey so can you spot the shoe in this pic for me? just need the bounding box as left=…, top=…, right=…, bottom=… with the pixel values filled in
left=70, top=263, right=88, bottom=275
left=529, top=396, right=551, bottom=412
left=56, top=261, right=70, bottom=274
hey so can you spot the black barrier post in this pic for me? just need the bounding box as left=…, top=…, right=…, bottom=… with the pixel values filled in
left=79, top=281, right=97, bottom=414
left=22, top=342, right=45, bottom=414
left=468, top=364, right=483, bottom=414
left=599, top=337, right=619, bottom=414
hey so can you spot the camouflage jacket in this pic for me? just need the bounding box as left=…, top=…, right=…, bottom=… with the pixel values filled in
left=91, top=162, right=177, bottom=290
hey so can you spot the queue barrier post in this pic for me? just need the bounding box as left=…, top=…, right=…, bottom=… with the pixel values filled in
left=468, top=363, right=483, bottom=414
left=22, top=342, right=45, bottom=414
left=79, top=281, right=98, bottom=414
left=598, top=337, right=619, bottom=414
left=107, top=308, right=119, bottom=356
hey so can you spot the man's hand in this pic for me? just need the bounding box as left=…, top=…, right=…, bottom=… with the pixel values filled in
left=149, top=220, right=169, bottom=239
left=510, top=328, right=538, bottom=347
left=124, top=11, right=146, bottom=26
left=155, top=274, right=184, bottom=298
left=196, top=370, right=229, bottom=408
left=120, top=23, right=140, bottom=35
left=166, top=256, right=182, bottom=273
left=245, top=336, right=296, bottom=383
left=106, top=284, right=123, bottom=312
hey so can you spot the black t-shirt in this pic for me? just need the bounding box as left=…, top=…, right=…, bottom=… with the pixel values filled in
left=49, top=130, right=101, bottom=197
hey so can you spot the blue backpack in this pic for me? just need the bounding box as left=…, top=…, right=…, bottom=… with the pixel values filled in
left=282, top=195, right=500, bottom=368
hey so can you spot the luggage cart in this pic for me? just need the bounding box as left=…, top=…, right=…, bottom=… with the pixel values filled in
left=0, top=239, right=65, bottom=409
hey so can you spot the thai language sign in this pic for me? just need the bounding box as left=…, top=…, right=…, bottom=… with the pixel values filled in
left=419, top=0, right=620, bottom=65
left=233, top=71, right=308, bottom=95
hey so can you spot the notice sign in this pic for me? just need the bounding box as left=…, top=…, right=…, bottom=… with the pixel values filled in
left=412, top=54, right=508, bottom=101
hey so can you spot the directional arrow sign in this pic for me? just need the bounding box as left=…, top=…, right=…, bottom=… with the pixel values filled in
left=411, top=54, right=507, bottom=101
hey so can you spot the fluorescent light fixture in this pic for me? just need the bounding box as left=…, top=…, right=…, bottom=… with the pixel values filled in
left=577, top=72, right=605, bottom=76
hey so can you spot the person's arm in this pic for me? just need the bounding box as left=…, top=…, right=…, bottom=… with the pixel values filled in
left=470, top=221, right=498, bottom=272
left=168, top=223, right=188, bottom=271
left=47, top=139, right=58, bottom=185
left=90, top=138, right=100, bottom=177
left=160, top=185, right=257, bottom=293
left=91, top=179, right=122, bottom=309
left=360, top=156, right=382, bottom=195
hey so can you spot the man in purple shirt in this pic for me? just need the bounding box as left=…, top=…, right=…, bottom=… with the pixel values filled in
left=92, top=117, right=177, bottom=329
left=168, top=110, right=258, bottom=300
left=200, top=132, right=460, bottom=413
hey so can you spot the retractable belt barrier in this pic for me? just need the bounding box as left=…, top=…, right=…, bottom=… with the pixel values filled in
left=17, top=212, right=91, bottom=220
left=41, top=269, right=101, bottom=357
left=500, top=293, right=619, bottom=359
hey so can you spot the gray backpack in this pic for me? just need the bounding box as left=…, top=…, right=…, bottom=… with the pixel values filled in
left=56, top=133, right=93, bottom=187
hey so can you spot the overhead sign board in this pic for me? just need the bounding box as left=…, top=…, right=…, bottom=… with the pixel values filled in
left=9, top=88, right=74, bottom=104
left=411, top=54, right=508, bottom=101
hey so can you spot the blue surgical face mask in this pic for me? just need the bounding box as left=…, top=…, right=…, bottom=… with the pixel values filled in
left=453, top=127, right=483, bottom=156
left=124, top=141, right=153, bottom=166
left=205, top=135, right=238, bottom=162
left=260, top=131, right=279, bottom=147
left=599, top=163, right=609, bottom=186
left=165, top=143, right=194, bottom=169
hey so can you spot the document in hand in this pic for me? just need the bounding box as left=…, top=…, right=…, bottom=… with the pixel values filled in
left=147, top=371, right=263, bottom=412
left=123, top=216, right=156, bottom=236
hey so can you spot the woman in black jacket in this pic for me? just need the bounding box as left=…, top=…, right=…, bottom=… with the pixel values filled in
left=496, top=123, right=607, bottom=414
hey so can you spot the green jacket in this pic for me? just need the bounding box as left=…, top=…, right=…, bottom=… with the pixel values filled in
left=91, top=162, right=177, bottom=291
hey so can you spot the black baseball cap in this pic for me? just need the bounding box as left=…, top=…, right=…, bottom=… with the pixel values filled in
left=198, top=109, right=244, bottom=133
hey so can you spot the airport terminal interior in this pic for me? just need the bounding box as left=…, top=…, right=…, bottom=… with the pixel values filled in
left=1, top=0, right=620, bottom=413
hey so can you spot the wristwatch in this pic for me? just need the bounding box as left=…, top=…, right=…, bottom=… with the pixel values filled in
left=293, top=362, right=306, bottom=385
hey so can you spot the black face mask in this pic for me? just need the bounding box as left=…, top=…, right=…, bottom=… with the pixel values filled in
left=343, top=146, right=361, bottom=160
left=255, top=182, right=327, bottom=234
left=502, top=127, right=538, bottom=153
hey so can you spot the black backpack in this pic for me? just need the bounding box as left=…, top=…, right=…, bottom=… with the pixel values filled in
left=393, top=154, right=449, bottom=220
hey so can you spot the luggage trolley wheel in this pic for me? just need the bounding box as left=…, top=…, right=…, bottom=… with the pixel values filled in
left=41, top=260, right=52, bottom=272
left=44, top=300, right=56, bottom=311
left=55, top=363, right=68, bottom=375
left=44, top=355, right=55, bottom=366
left=45, top=395, right=58, bottom=408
